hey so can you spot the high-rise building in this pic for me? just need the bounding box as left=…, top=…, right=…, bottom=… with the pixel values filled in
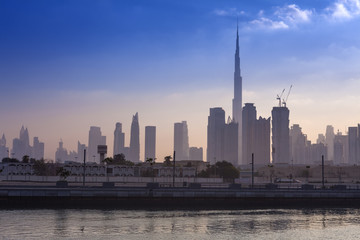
left=290, top=124, right=307, bottom=165
left=174, top=121, right=189, bottom=161
left=223, top=118, right=238, bottom=166
left=145, top=126, right=156, bottom=160
left=317, top=134, right=326, bottom=144
left=55, top=140, right=68, bottom=163
left=242, top=103, right=270, bottom=166
left=334, top=131, right=348, bottom=165
left=309, top=142, right=327, bottom=165
left=32, top=137, right=44, bottom=160
left=207, top=108, right=225, bottom=165
left=326, top=125, right=335, bottom=161
left=88, top=126, right=106, bottom=163
left=113, top=122, right=125, bottom=157
left=348, top=125, right=360, bottom=165
left=271, top=106, right=290, bottom=164
left=189, top=147, right=203, bottom=161
left=0, top=134, right=9, bottom=160
left=129, top=112, right=140, bottom=162
left=77, top=141, right=87, bottom=162
left=255, top=117, right=271, bottom=165
left=242, top=103, right=256, bottom=164
left=12, top=126, right=31, bottom=160
left=232, top=24, right=243, bottom=165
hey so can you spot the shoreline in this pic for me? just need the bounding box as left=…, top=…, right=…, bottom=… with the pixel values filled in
left=1, top=185, right=360, bottom=209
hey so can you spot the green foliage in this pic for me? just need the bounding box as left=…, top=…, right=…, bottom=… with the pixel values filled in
left=2, top=157, right=19, bottom=163
left=146, top=158, right=155, bottom=165
left=112, top=154, right=134, bottom=166
left=215, top=161, right=240, bottom=179
left=33, top=159, right=47, bottom=176
left=163, top=155, right=172, bottom=166
left=56, top=167, right=71, bottom=181
left=102, top=157, right=113, bottom=165
left=197, top=170, right=209, bottom=178
left=22, top=155, right=30, bottom=163
left=197, top=161, right=239, bottom=179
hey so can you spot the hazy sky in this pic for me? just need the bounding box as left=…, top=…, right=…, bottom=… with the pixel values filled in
left=1, top=0, right=360, bottom=161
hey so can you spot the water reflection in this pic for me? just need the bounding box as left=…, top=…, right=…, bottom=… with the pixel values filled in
left=1, top=209, right=360, bottom=239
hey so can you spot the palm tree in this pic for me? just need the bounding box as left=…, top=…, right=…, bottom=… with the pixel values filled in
left=146, top=158, right=156, bottom=182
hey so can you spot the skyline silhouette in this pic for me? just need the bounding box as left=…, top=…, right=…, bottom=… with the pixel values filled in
left=1, top=0, right=360, bottom=161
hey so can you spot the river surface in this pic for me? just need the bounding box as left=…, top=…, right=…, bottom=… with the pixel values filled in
left=1, top=208, right=360, bottom=239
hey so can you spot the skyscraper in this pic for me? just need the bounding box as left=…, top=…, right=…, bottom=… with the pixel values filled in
left=242, top=103, right=256, bottom=164
left=271, top=106, right=290, bottom=164
left=129, top=112, right=140, bottom=162
left=232, top=24, right=243, bottom=165
left=326, top=125, right=335, bottom=161
left=113, top=122, right=125, bottom=157
left=145, top=126, right=156, bottom=160
left=55, top=139, right=68, bottom=163
left=223, top=118, right=238, bottom=166
left=334, top=131, right=348, bottom=165
left=290, top=124, right=307, bottom=165
left=174, top=121, right=189, bottom=161
left=242, top=103, right=270, bottom=166
left=0, top=134, right=9, bottom=160
left=348, top=125, right=360, bottom=165
left=207, top=108, right=225, bottom=165
left=88, top=126, right=106, bottom=163
left=77, top=141, right=87, bottom=162
left=12, top=126, right=31, bottom=160
left=32, top=137, right=44, bottom=160
left=189, top=147, right=203, bottom=161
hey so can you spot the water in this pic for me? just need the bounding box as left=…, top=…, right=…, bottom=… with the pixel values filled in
left=1, top=209, right=360, bottom=239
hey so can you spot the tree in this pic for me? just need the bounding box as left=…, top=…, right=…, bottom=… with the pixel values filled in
left=163, top=155, right=172, bottom=167
left=33, top=159, right=47, bottom=176
left=195, top=161, right=239, bottom=181
left=113, top=154, right=134, bottom=166
left=2, top=157, right=19, bottom=163
left=56, top=167, right=71, bottom=181
left=22, top=155, right=30, bottom=163
left=215, top=161, right=240, bottom=180
left=102, top=157, right=113, bottom=165
left=146, top=157, right=155, bottom=165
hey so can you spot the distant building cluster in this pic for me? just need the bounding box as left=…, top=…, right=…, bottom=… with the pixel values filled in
left=0, top=126, right=44, bottom=161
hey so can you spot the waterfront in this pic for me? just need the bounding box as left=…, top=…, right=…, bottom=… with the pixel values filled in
left=1, top=209, right=360, bottom=239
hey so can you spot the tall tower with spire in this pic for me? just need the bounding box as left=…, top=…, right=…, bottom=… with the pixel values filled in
left=232, top=23, right=243, bottom=165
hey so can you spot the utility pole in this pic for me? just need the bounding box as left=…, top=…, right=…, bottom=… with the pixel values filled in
left=173, top=151, right=176, bottom=187
left=322, top=155, right=325, bottom=189
left=251, top=153, right=254, bottom=188
left=83, top=149, right=86, bottom=187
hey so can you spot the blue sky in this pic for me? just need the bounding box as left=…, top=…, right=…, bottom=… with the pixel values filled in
left=1, top=0, right=360, bottom=160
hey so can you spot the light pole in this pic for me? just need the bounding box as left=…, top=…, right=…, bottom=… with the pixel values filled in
left=251, top=153, right=254, bottom=188
left=322, top=155, right=325, bottom=189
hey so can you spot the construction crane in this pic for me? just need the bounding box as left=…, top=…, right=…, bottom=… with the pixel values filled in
left=282, top=85, right=293, bottom=107
left=276, top=89, right=285, bottom=107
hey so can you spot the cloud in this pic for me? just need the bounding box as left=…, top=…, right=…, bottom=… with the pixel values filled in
left=213, top=8, right=245, bottom=17
left=248, top=4, right=312, bottom=30
left=326, top=0, right=360, bottom=20
left=275, top=4, right=313, bottom=23
left=250, top=17, right=289, bottom=30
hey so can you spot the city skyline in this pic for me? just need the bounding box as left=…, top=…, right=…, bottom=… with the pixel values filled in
left=2, top=0, right=360, bottom=161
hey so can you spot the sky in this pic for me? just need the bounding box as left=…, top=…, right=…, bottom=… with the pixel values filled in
left=1, top=0, right=360, bottom=161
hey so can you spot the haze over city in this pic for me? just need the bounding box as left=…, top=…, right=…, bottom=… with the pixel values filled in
left=2, top=0, right=360, bottom=161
